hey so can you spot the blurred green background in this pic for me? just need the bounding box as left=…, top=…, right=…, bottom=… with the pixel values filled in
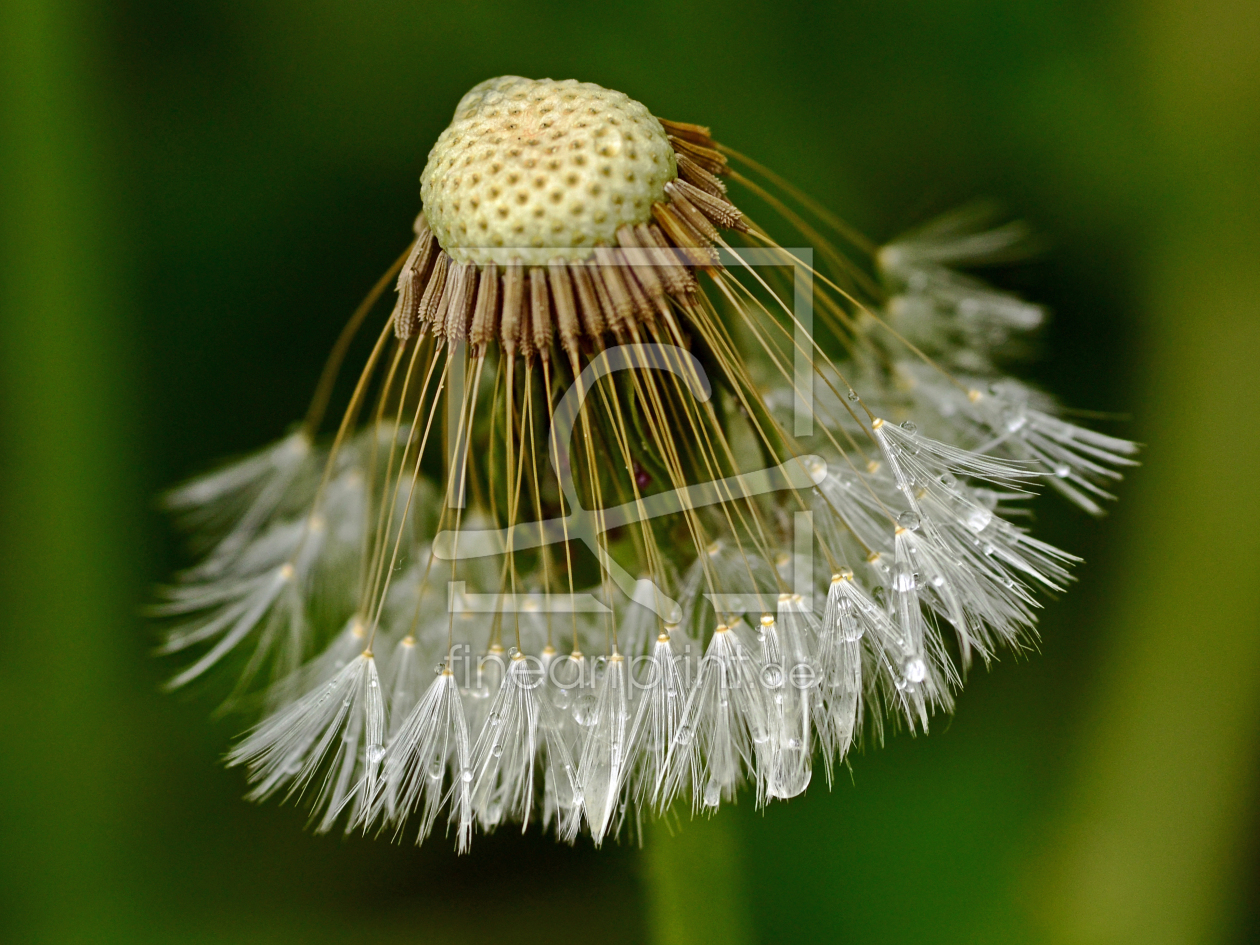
left=2, top=1, right=1258, bottom=942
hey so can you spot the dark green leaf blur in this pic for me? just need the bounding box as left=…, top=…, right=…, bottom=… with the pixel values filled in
left=2, top=1, right=1258, bottom=943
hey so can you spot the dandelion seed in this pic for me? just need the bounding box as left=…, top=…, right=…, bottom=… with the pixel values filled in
left=227, top=650, right=383, bottom=832
left=577, top=651, right=632, bottom=845
left=666, top=623, right=770, bottom=812
left=467, top=653, right=582, bottom=840
left=815, top=572, right=865, bottom=768
left=376, top=667, right=472, bottom=849
left=760, top=605, right=814, bottom=800
left=629, top=629, right=690, bottom=810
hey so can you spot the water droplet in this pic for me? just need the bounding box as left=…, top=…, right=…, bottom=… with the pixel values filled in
left=573, top=694, right=597, bottom=725
left=1053, top=462, right=1071, bottom=478
left=838, top=619, right=864, bottom=643
left=427, top=759, right=443, bottom=780
left=460, top=768, right=473, bottom=783
left=897, top=510, right=921, bottom=531
left=433, top=664, right=444, bottom=675
left=846, top=388, right=859, bottom=402
left=342, top=696, right=352, bottom=707
left=786, top=737, right=802, bottom=749
left=551, top=688, right=571, bottom=709
left=674, top=725, right=693, bottom=745
left=367, top=745, right=385, bottom=764
left=904, top=656, right=927, bottom=683
left=369, top=679, right=378, bottom=688
left=893, top=567, right=916, bottom=592
left=965, top=506, right=994, bottom=533
left=871, top=586, right=887, bottom=608
left=761, top=663, right=784, bottom=688
left=703, top=778, right=722, bottom=807
left=490, top=743, right=504, bottom=758
left=938, top=472, right=957, bottom=488
left=900, top=420, right=917, bottom=434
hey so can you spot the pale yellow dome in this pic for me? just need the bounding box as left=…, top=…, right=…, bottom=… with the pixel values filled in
left=420, top=77, right=677, bottom=266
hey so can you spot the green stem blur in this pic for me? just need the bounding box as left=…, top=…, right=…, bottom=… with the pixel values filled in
left=646, top=814, right=754, bottom=945
left=0, top=1, right=141, bottom=942
left=1036, top=1, right=1260, bottom=941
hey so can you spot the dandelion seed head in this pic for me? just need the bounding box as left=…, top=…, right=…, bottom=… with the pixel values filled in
left=155, top=74, right=1139, bottom=850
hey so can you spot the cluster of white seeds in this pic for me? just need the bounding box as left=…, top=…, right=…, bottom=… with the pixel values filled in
left=157, top=77, right=1139, bottom=851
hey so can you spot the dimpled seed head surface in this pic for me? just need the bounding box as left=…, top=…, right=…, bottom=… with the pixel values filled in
left=421, top=77, right=677, bottom=266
